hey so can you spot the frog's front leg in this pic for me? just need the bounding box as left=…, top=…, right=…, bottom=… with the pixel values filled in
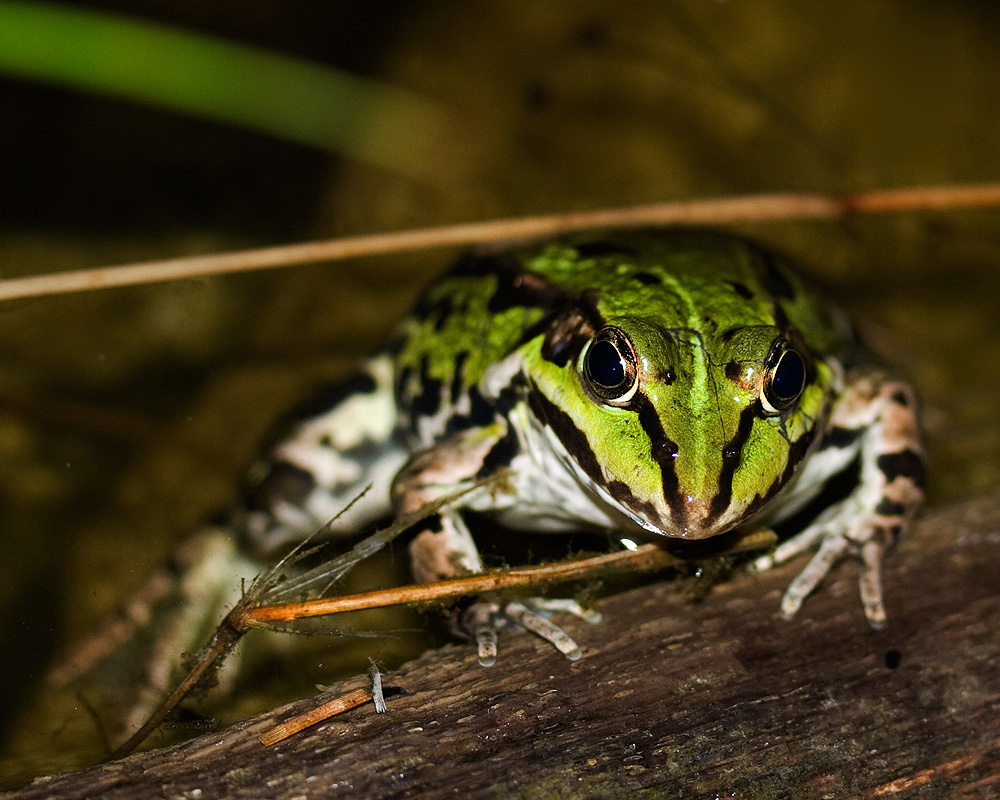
left=757, top=369, right=925, bottom=627
left=394, top=424, right=596, bottom=666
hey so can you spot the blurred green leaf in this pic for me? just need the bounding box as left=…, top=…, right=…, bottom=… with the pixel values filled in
left=0, top=0, right=443, bottom=176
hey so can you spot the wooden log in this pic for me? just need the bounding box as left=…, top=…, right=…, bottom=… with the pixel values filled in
left=8, top=491, right=1000, bottom=799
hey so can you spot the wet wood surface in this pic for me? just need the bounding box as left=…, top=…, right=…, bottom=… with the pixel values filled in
left=8, top=491, right=1000, bottom=799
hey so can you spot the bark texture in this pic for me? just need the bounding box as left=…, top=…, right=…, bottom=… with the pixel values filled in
left=8, top=491, right=1000, bottom=799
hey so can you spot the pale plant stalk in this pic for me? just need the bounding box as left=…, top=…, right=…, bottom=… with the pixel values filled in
left=2, top=184, right=999, bottom=302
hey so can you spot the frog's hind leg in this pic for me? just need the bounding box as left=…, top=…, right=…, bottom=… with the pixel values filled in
left=756, top=370, right=925, bottom=627
left=239, top=353, right=408, bottom=555
left=52, top=354, right=408, bottom=736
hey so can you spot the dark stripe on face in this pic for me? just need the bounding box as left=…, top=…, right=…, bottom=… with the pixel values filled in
left=631, top=392, right=685, bottom=525
left=606, top=480, right=664, bottom=528
left=876, top=449, right=925, bottom=488
left=528, top=389, right=605, bottom=487
left=744, top=425, right=817, bottom=519
left=704, top=403, right=756, bottom=526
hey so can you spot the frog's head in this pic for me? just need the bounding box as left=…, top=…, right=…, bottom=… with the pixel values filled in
left=523, top=235, right=841, bottom=540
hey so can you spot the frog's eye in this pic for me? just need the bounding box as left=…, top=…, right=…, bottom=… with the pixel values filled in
left=581, top=327, right=639, bottom=405
left=761, top=339, right=806, bottom=415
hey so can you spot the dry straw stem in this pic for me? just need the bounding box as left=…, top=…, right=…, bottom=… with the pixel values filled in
left=247, top=543, right=681, bottom=627
left=247, top=529, right=776, bottom=626
left=2, top=184, right=999, bottom=302
left=258, top=687, right=374, bottom=747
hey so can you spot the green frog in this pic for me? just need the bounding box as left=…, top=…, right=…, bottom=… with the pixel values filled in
left=237, top=227, right=924, bottom=664
left=59, top=228, right=925, bottom=719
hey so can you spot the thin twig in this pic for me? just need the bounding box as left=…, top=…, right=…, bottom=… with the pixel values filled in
left=2, top=184, right=999, bottom=302
left=258, top=661, right=387, bottom=746
left=247, top=527, right=777, bottom=627
left=259, top=687, right=374, bottom=747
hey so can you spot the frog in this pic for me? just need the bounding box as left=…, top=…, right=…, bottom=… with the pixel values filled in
left=57, top=228, right=924, bottom=721
left=235, top=227, right=924, bottom=659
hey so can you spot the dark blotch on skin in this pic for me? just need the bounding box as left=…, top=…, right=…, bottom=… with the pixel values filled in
left=748, top=243, right=796, bottom=300
left=450, top=351, right=468, bottom=406
left=822, top=426, right=864, bottom=449
left=285, top=372, right=378, bottom=422
left=540, top=308, right=594, bottom=368
left=423, top=514, right=444, bottom=534
left=727, top=280, right=754, bottom=300
left=890, top=389, right=911, bottom=407
left=444, top=385, right=496, bottom=435
left=410, top=355, right=443, bottom=420
left=632, top=271, right=662, bottom=286
left=574, top=240, right=640, bottom=259
left=485, top=259, right=568, bottom=315
left=477, top=424, right=521, bottom=479
left=725, top=360, right=742, bottom=382
left=875, top=498, right=908, bottom=517
left=246, top=461, right=316, bottom=514
left=876, top=449, right=926, bottom=488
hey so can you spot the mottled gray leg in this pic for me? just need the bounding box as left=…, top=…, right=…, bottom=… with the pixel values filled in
left=53, top=354, right=409, bottom=732
left=241, top=354, right=406, bottom=554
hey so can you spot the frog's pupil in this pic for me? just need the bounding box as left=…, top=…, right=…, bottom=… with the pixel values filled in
left=588, top=340, right=625, bottom=387
left=772, top=349, right=805, bottom=400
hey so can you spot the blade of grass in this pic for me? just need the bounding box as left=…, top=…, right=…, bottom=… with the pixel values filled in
left=0, top=0, right=443, bottom=175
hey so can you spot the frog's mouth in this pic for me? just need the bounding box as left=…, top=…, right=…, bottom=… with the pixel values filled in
left=611, top=490, right=764, bottom=541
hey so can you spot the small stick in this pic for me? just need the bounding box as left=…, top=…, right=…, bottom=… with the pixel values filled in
left=2, top=184, right=999, bottom=302
left=259, top=687, right=374, bottom=747
left=259, top=662, right=387, bottom=747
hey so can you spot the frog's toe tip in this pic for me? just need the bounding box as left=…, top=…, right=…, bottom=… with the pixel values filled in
left=864, top=607, right=888, bottom=630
